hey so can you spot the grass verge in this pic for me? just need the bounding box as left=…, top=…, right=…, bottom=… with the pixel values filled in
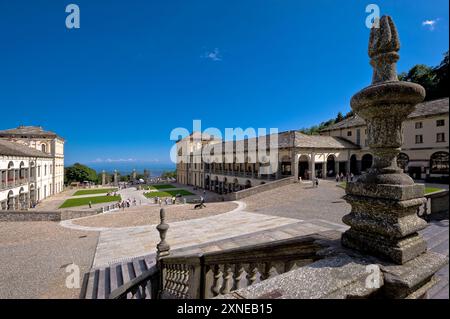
left=73, top=188, right=118, bottom=196
left=59, top=195, right=121, bottom=208
left=144, top=189, right=194, bottom=198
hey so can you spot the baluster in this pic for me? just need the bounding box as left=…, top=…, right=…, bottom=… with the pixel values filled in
left=220, top=264, right=234, bottom=295
left=212, top=264, right=224, bottom=296
left=247, top=263, right=261, bottom=286
left=234, top=264, right=247, bottom=289
left=181, top=265, right=190, bottom=297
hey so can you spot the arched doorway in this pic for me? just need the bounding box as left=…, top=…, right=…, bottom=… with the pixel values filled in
left=326, top=155, right=336, bottom=177
left=7, top=190, right=14, bottom=210
left=430, top=152, right=449, bottom=174
left=397, top=153, right=409, bottom=172
left=233, top=178, right=239, bottom=192
left=298, top=155, right=309, bottom=180
left=361, top=154, right=373, bottom=172
left=205, top=175, right=210, bottom=190
left=350, top=155, right=357, bottom=174
left=281, top=156, right=292, bottom=176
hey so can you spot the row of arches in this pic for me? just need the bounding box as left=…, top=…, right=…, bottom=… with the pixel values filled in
left=205, top=175, right=256, bottom=194
left=1, top=186, right=35, bottom=210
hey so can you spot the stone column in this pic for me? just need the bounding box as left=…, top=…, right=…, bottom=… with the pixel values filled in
left=114, top=170, right=118, bottom=186
left=334, top=160, right=339, bottom=176
left=310, top=153, right=315, bottom=179
left=341, top=16, right=430, bottom=265
left=101, top=170, right=106, bottom=186
left=292, top=150, right=298, bottom=181
left=356, top=159, right=362, bottom=175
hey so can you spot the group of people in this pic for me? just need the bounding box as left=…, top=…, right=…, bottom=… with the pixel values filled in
left=154, top=196, right=185, bottom=206
left=119, top=198, right=138, bottom=210
left=335, top=172, right=355, bottom=183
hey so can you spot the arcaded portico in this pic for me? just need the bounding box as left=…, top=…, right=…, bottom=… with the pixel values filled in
left=0, top=126, right=65, bottom=210
left=176, top=131, right=363, bottom=194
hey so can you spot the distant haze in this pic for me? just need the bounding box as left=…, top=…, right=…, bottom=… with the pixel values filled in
left=69, top=161, right=176, bottom=176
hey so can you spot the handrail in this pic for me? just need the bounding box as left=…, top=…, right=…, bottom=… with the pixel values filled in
left=108, top=265, right=159, bottom=299
left=159, top=235, right=324, bottom=299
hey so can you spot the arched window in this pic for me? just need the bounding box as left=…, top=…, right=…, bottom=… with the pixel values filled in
left=430, top=152, right=449, bottom=174
left=41, top=144, right=46, bottom=153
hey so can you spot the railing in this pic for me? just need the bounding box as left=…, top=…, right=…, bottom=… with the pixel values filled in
left=417, top=189, right=449, bottom=221
left=108, top=265, right=160, bottom=299
left=159, top=235, right=322, bottom=299
left=106, top=207, right=324, bottom=299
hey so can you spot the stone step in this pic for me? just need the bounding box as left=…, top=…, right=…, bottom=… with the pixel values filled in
left=81, top=255, right=156, bottom=299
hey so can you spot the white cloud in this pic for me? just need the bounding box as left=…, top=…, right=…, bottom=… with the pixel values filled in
left=422, top=18, right=439, bottom=30
left=202, top=48, right=222, bottom=61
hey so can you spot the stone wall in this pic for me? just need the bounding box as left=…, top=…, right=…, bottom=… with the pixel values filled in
left=425, top=190, right=449, bottom=220
left=226, top=176, right=294, bottom=200
left=0, top=206, right=114, bottom=222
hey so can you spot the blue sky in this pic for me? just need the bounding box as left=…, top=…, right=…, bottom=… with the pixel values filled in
left=0, top=0, right=448, bottom=166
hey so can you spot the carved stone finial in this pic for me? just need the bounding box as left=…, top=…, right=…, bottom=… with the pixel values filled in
left=342, top=15, right=428, bottom=265
left=368, top=16, right=401, bottom=84
left=156, top=208, right=170, bottom=260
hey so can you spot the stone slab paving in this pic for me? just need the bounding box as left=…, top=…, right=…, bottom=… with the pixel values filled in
left=91, top=208, right=306, bottom=268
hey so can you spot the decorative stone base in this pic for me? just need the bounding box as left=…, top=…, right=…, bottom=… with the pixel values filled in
left=342, top=229, right=427, bottom=264
left=342, top=181, right=429, bottom=264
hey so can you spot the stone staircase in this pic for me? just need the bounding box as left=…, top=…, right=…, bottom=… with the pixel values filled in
left=80, top=255, right=156, bottom=299
left=420, top=219, right=449, bottom=299
left=80, top=219, right=448, bottom=299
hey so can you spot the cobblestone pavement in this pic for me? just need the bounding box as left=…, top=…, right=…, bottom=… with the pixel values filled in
left=0, top=222, right=98, bottom=299
left=242, top=179, right=350, bottom=224
left=71, top=201, right=238, bottom=228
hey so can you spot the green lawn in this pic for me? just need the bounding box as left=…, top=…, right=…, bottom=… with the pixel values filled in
left=73, top=188, right=118, bottom=196
left=338, top=181, right=442, bottom=194
left=425, top=187, right=444, bottom=194
left=59, top=195, right=121, bottom=208
left=145, top=184, right=176, bottom=190
left=144, top=189, right=194, bottom=198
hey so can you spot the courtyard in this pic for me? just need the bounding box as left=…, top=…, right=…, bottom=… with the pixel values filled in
left=0, top=180, right=447, bottom=298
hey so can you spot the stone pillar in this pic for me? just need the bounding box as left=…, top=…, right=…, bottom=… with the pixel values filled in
left=341, top=16, right=435, bottom=266
left=114, top=170, right=118, bottom=186
left=334, top=161, right=339, bottom=176
left=310, top=153, right=315, bottom=179
left=101, top=170, right=106, bottom=186
left=356, top=160, right=362, bottom=175
left=292, top=150, right=298, bottom=181
left=132, top=169, right=137, bottom=181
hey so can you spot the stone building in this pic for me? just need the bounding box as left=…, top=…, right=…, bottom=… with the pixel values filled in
left=176, top=130, right=359, bottom=193
left=320, top=98, right=449, bottom=180
left=0, top=126, right=65, bottom=210
left=176, top=98, right=448, bottom=193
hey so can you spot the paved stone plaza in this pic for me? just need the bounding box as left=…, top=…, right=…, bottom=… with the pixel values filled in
left=0, top=180, right=447, bottom=298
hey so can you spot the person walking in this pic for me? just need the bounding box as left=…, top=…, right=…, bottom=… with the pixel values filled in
left=335, top=174, right=339, bottom=183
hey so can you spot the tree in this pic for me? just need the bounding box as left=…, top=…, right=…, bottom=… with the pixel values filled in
left=161, top=170, right=177, bottom=179
left=335, top=112, right=344, bottom=123
left=434, top=51, right=449, bottom=99
left=398, top=51, right=449, bottom=101
left=65, top=163, right=99, bottom=185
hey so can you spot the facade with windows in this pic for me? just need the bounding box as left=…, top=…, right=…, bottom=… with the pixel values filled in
left=176, top=131, right=359, bottom=194
left=0, top=126, right=65, bottom=210
left=176, top=98, right=448, bottom=193
left=321, top=98, right=449, bottom=180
